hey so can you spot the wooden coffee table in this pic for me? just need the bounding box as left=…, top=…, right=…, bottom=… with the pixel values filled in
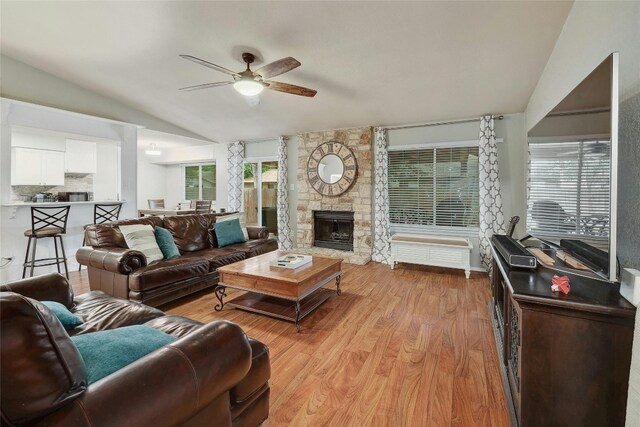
left=215, top=251, right=342, bottom=332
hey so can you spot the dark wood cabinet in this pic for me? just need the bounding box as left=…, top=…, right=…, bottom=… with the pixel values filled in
left=490, top=244, right=636, bottom=426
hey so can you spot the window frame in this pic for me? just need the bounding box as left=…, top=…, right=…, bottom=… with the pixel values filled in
left=387, top=139, right=496, bottom=235
left=182, top=162, right=216, bottom=202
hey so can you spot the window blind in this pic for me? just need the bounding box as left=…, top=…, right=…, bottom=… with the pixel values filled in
left=527, top=139, right=610, bottom=240
left=388, top=146, right=479, bottom=229
left=184, top=164, right=216, bottom=201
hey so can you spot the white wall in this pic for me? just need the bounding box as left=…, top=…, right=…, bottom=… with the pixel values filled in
left=245, top=139, right=278, bottom=159
left=92, top=142, right=119, bottom=201
left=164, top=165, right=184, bottom=209
left=137, top=148, right=168, bottom=208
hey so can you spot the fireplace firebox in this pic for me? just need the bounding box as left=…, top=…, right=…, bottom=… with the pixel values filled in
left=313, top=211, right=354, bottom=251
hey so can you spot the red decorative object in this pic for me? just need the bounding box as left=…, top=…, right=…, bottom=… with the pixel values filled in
left=551, top=275, right=571, bottom=295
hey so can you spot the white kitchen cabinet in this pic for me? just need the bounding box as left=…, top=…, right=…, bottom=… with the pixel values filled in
left=11, top=147, right=65, bottom=186
left=65, top=140, right=97, bottom=174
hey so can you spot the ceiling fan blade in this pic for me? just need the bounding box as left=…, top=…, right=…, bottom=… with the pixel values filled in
left=179, top=55, right=239, bottom=77
left=255, top=57, right=301, bottom=79
left=179, top=81, right=233, bottom=91
left=265, top=81, right=317, bottom=97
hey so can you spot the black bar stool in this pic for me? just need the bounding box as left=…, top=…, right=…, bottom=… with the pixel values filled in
left=23, top=206, right=71, bottom=279
left=79, top=202, right=123, bottom=271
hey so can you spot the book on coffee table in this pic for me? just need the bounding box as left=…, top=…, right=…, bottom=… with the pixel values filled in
left=270, top=254, right=312, bottom=269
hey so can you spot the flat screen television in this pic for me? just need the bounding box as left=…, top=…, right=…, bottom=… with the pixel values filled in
left=526, top=53, right=619, bottom=282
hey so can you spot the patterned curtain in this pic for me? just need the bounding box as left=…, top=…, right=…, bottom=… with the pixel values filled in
left=372, top=127, right=392, bottom=265
left=227, top=141, right=245, bottom=212
left=478, top=116, right=506, bottom=270
left=277, top=136, right=293, bottom=249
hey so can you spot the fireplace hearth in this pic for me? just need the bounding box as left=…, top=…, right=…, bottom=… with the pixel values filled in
left=313, top=211, right=354, bottom=251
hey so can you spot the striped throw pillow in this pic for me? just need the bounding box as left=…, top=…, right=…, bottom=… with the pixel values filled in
left=119, top=224, right=164, bottom=263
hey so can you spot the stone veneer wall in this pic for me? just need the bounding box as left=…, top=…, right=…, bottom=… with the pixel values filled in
left=295, top=127, right=373, bottom=264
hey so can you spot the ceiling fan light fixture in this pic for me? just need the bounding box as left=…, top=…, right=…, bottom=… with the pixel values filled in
left=233, top=79, right=264, bottom=97
left=145, top=143, right=162, bottom=156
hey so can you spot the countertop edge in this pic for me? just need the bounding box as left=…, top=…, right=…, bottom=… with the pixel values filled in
left=2, top=201, right=126, bottom=207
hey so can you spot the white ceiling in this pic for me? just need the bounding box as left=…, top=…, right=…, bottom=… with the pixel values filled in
left=1, top=1, right=573, bottom=143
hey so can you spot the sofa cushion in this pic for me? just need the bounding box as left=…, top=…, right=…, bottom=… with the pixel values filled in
left=85, top=216, right=164, bottom=248
left=214, top=219, right=247, bottom=248
left=144, top=315, right=203, bottom=338
left=231, top=338, right=271, bottom=403
left=0, top=293, right=87, bottom=424
left=42, top=300, right=83, bottom=331
left=154, top=226, right=180, bottom=259
left=163, top=214, right=212, bottom=252
left=71, top=325, right=176, bottom=384
left=181, top=248, right=246, bottom=271
left=70, top=291, right=165, bottom=334
left=225, top=238, right=279, bottom=258
left=120, top=224, right=164, bottom=263
left=129, top=256, right=210, bottom=292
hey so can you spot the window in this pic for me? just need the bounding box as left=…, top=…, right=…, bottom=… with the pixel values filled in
left=527, top=139, right=610, bottom=240
left=388, top=145, right=479, bottom=229
left=184, top=164, right=216, bottom=201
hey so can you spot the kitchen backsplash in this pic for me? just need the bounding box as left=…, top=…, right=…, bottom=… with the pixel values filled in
left=11, top=174, right=94, bottom=202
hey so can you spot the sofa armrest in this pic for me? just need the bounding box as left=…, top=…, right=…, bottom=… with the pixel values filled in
left=0, top=273, right=74, bottom=309
left=246, top=226, right=269, bottom=240
left=76, top=246, right=147, bottom=275
left=33, top=321, right=252, bottom=427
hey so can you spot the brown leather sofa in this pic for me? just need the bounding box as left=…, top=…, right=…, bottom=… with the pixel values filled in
left=0, top=273, right=270, bottom=427
left=76, top=213, right=278, bottom=307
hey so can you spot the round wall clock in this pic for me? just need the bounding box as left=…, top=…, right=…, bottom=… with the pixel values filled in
left=307, top=141, right=357, bottom=196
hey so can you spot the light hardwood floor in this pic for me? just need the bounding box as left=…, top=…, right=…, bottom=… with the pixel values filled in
left=70, top=263, right=509, bottom=426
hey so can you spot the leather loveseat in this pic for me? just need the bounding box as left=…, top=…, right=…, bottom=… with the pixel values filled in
left=0, top=273, right=271, bottom=427
left=76, top=213, right=278, bottom=307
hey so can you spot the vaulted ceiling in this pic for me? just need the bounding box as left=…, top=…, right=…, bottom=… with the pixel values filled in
left=1, top=1, right=573, bottom=142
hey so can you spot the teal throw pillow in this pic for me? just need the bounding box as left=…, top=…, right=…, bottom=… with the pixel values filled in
left=154, top=226, right=180, bottom=259
left=214, top=218, right=247, bottom=247
left=71, top=325, right=176, bottom=384
left=42, top=301, right=83, bottom=331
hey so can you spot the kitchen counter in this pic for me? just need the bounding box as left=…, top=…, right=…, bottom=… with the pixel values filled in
left=3, top=201, right=125, bottom=207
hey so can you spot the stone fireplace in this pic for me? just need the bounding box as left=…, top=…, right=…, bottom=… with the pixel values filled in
left=296, top=127, right=373, bottom=264
left=313, top=211, right=354, bottom=251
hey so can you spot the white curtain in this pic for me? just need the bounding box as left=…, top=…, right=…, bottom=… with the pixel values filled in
left=227, top=141, right=245, bottom=212
left=277, top=136, right=293, bottom=249
left=372, top=127, right=392, bottom=265
left=478, top=116, right=506, bottom=270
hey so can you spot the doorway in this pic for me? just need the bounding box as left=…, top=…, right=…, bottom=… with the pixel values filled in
left=244, top=159, right=278, bottom=235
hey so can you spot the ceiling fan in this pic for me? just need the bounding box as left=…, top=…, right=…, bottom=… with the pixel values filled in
left=179, top=52, right=317, bottom=98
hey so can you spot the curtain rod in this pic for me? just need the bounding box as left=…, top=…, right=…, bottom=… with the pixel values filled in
left=241, top=136, right=282, bottom=144
left=383, top=114, right=504, bottom=131
left=238, top=114, right=505, bottom=142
